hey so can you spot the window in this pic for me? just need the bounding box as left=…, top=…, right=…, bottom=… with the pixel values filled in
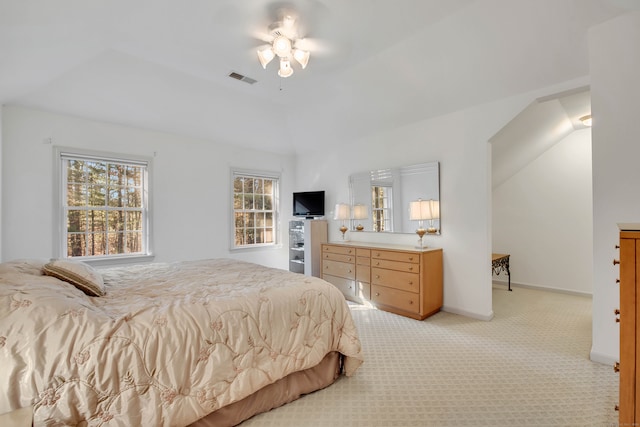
left=56, top=149, right=151, bottom=260
left=232, top=170, right=279, bottom=249
left=371, top=185, right=393, bottom=232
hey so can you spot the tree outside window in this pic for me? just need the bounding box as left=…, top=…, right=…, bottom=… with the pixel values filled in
left=371, top=185, right=393, bottom=232
left=232, top=171, right=278, bottom=248
left=63, top=154, right=148, bottom=258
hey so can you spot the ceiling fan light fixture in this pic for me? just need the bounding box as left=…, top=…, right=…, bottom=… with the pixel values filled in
left=293, top=49, right=310, bottom=69
left=272, top=35, right=292, bottom=57
left=257, top=47, right=275, bottom=69
left=258, top=15, right=310, bottom=78
left=278, top=59, right=293, bottom=78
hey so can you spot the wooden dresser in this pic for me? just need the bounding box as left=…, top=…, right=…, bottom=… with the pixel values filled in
left=617, top=224, right=640, bottom=423
left=321, top=242, right=443, bottom=320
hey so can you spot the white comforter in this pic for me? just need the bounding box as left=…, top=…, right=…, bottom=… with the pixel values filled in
left=0, top=259, right=363, bottom=426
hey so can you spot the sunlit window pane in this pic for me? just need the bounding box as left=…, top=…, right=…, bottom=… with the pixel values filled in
left=88, top=233, right=107, bottom=256
left=232, top=172, right=278, bottom=249
left=67, top=210, right=87, bottom=232
left=67, top=184, right=87, bottom=206
left=127, top=232, right=143, bottom=253
left=62, top=153, right=148, bottom=258
left=67, top=234, right=85, bottom=257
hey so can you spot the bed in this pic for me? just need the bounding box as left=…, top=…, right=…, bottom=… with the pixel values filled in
left=0, top=258, right=364, bottom=426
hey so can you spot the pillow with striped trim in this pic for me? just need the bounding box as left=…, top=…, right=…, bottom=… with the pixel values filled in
left=43, top=259, right=105, bottom=297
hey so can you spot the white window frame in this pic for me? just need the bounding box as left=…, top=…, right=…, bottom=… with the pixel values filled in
left=53, top=147, right=154, bottom=265
left=230, top=168, right=280, bottom=251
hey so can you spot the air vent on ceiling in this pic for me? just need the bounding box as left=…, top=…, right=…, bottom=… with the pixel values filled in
left=229, top=72, right=257, bottom=85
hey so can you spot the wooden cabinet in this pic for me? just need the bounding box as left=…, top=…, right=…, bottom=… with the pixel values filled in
left=322, top=242, right=443, bottom=320
left=617, top=224, right=640, bottom=423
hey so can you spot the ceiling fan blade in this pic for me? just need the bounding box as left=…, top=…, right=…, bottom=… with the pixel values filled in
left=294, top=37, right=332, bottom=55
left=251, top=29, right=275, bottom=44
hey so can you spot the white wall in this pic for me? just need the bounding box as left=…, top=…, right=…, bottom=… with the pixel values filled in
left=1, top=106, right=295, bottom=269
left=0, top=107, right=2, bottom=261
left=294, top=78, right=590, bottom=320
left=590, top=11, right=640, bottom=364
left=492, top=129, right=593, bottom=294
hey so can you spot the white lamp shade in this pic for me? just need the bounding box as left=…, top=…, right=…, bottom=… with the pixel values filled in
left=409, top=199, right=432, bottom=221
left=278, top=59, right=294, bottom=78
left=334, top=203, right=351, bottom=220
left=429, top=199, right=440, bottom=219
left=352, top=204, right=368, bottom=220
left=293, top=49, right=310, bottom=69
left=257, top=47, right=275, bottom=69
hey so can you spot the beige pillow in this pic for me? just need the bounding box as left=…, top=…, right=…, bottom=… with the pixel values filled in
left=43, top=259, right=105, bottom=297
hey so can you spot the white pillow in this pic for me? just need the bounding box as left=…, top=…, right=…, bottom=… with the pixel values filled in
left=43, top=259, right=105, bottom=297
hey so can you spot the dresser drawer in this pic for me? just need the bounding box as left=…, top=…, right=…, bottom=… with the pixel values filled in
left=323, top=259, right=355, bottom=280
left=356, top=264, right=370, bottom=282
left=356, top=281, right=371, bottom=300
left=323, top=274, right=356, bottom=298
left=356, top=248, right=371, bottom=258
left=356, top=256, right=371, bottom=266
left=371, top=267, right=420, bottom=293
left=371, top=258, right=419, bottom=273
left=323, top=245, right=356, bottom=256
left=371, top=284, right=420, bottom=315
left=371, top=249, right=420, bottom=264
left=323, top=252, right=355, bottom=263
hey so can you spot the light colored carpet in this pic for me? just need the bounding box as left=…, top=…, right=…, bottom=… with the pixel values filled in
left=242, top=285, right=618, bottom=426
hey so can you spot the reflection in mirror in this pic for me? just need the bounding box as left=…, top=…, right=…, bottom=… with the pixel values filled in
left=349, top=162, right=440, bottom=234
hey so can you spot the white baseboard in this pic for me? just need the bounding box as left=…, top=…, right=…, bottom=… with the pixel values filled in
left=492, top=279, right=592, bottom=298
left=442, top=305, right=494, bottom=321
left=590, top=348, right=617, bottom=366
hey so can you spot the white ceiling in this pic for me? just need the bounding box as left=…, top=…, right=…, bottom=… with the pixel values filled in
left=0, top=0, right=637, bottom=154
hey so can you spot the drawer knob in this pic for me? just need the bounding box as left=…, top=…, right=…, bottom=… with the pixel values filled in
left=615, top=308, right=620, bottom=315
left=375, top=275, right=380, bottom=279
left=409, top=300, right=414, bottom=305
left=408, top=281, right=413, bottom=285
left=613, top=259, right=620, bottom=265
left=376, top=262, right=380, bottom=266
left=614, top=362, right=620, bottom=373
left=408, top=266, right=413, bottom=271
left=615, top=405, right=619, bottom=412
left=408, top=257, right=414, bottom=261
left=616, top=278, right=620, bottom=284
left=375, top=292, right=380, bottom=297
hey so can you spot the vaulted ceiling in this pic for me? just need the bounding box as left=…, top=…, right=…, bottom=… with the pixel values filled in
left=0, top=0, right=637, bottom=154
left=491, top=86, right=592, bottom=188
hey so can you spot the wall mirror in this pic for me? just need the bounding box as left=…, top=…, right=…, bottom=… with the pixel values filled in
left=348, top=161, right=440, bottom=234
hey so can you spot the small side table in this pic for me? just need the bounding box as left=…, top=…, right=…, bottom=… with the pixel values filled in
left=492, top=253, right=511, bottom=291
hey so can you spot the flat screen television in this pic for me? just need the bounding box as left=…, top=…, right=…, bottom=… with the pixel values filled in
left=293, top=191, right=325, bottom=218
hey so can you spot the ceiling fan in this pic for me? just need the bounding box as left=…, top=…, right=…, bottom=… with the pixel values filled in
left=254, top=8, right=315, bottom=77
